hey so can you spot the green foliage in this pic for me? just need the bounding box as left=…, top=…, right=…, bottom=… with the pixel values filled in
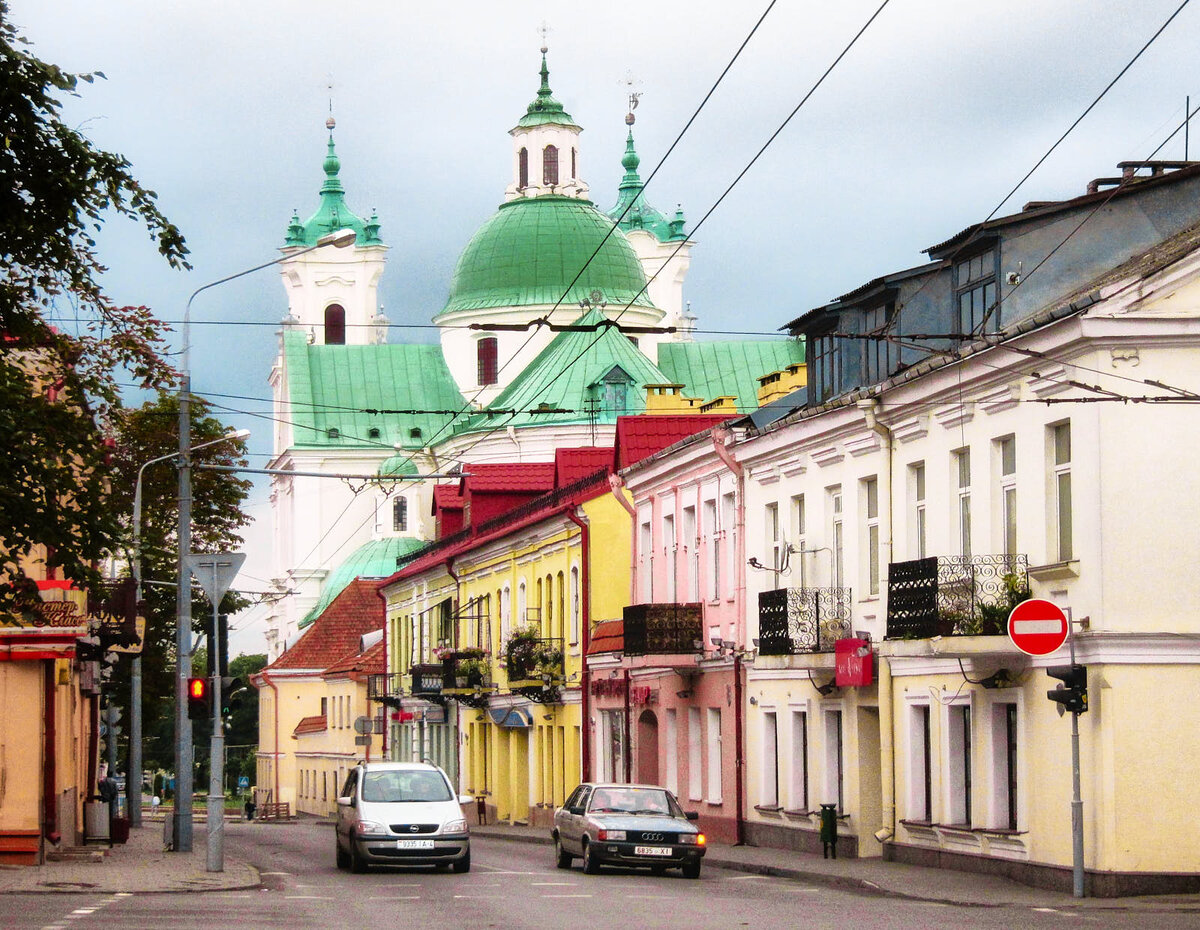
left=0, top=4, right=189, bottom=611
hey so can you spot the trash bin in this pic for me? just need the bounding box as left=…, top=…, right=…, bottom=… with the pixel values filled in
left=84, top=801, right=110, bottom=844
left=111, top=816, right=130, bottom=844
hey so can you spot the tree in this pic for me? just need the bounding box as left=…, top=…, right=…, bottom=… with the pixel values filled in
left=106, top=392, right=253, bottom=773
left=0, top=2, right=188, bottom=613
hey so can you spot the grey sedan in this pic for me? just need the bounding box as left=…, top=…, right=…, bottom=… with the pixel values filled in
left=552, top=783, right=706, bottom=878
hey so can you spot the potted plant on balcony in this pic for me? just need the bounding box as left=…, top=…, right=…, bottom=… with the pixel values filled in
left=531, top=641, right=564, bottom=681
left=456, top=655, right=489, bottom=687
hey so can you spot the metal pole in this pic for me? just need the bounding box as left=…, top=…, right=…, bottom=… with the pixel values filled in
left=208, top=563, right=225, bottom=872
left=1068, top=629, right=1084, bottom=898
left=175, top=372, right=194, bottom=853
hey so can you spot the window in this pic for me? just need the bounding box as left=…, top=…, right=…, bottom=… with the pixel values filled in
left=477, top=337, right=498, bottom=386
left=810, top=331, right=841, bottom=402
left=955, top=248, right=997, bottom=334
left=324, top=304, right=346, bottom=345
left=518, top=147, right=528, bottom=188
left=703, top=500, right=719, bottom=601
left=543, top=144, right=559, bottom=186
left=1051, top=422, right=1072, bottom=561
left=954, top=448, right=972, bottom=557
left=790, top=495, right=806, bottom=586
left=665, top=709, right=679, bottom=795
left=824, top=709, right=844, bottom=813
left=947, top=702, right=972, bottom=826
left=501, top=584, right=512, bottom=643
left=569, top=567, right=580, bottom=645
left=863, top=477, right=880, bottom=595
left=909, top=702, right=932, bottom=822
left=571, top=147, right=577, bottom=180
left=663, top=513, right=676, bottom=602
left=863, top=303, right=897, bottom=383
left=639, top=519, right=653, bottom=601
left=687, top=707, right=702, bottom=800
left=392, top=497, right=408, bottom=532
left=721, top=492, right=736, bottom=600
left=604, top=378, right=627, bottom=412
left=517, top=581, right=526, bottom=626
left=988, top=702, right=1019, bottom=830
left=706, top=708, right=723, bottom=802
left=790, top=710, right=809, bottom=812
left=909, top=463, right=926, bottom=559
left=765, top=502, right=782, bottom=576
left=555, top=571, right=565, bottom=642
left=761, top=711, right=779, bottom=807
left=683, top=506, right=698, bottom=601
left=829, top=488, right=844, bottom=588
left=997, top=436, right=1017, bottom=555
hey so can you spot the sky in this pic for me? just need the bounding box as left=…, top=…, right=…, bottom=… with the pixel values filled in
left=13, top=0, right=1200, bottom=653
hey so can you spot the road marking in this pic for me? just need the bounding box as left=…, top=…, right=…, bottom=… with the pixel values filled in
left=260, top=871, right=292, bottom=876
left=724, top=875, right=773, bottom=881
left=454, top=894, right=504, bottom=899
left=369, top=896, right=421, bottom=900
left=542, top=894, right=593, bottom=898
left=625, top=895, right=675, bottom=899
left=531, top=881, right=576, bottom=885
left=284, top=895, right=335, bottom=900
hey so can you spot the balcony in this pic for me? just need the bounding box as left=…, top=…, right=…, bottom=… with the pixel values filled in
left=886, top=554, right=1029, bottom=639
left=366, top=673, right=404, bottom=708
left=757, top=587, right=852, bottom=655
left=410, top=663, right=446, bottom=698
left=622, top=603, right=704, bottom=656
left=505, top=634, right=564, bottom=684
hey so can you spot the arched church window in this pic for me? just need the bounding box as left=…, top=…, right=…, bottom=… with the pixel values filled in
left=324, top=304, right=346, bottom=345
left=393, top=497, right=408, bottom=532
left=519, top=147, right=529, bottom=188
left=571, top=147, right=577, bottom=180
left=543, top=145, right=559, bottom=186
left=477, top=337, right=498, bottom=386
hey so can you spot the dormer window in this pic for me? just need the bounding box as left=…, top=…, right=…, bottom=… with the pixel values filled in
left=955, top=248, right=998, bottom=335
left=809, top=329, right=841, bottom=404
left=368, top=427, right=381, bottom=440
left=593, top=365, right=634, bottom=414
left=324, top=304, right=346, bottom=345
left=543, top=145, right=559, bottom=186
left=477, top=336, right=498, bottom=386
left=409, top=427, right=422, bottom=440
left=863, top=304, right=897, bottom=384
left=519, top=147, right=529, bottom=188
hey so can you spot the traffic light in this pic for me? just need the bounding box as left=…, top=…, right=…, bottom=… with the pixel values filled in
left=187, top=676, right=211, bottom=719
left=1046, top=664, right=1088, bottom=715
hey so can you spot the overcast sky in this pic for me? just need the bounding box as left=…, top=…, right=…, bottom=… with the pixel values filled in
left=14, top=0, right=1199, bottom=652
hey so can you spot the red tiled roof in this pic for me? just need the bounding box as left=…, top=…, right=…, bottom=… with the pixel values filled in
left=266, top=579, right=383, bottom=671
left=614, top=415, right=729, bottom=470
left=555, top=447, right=613, bottom=487
left=293, top=714, right=327, bottom=737
left=461, top=462, right=556, bottom=493
left=587, top=619, right=624, bottom=655
left=324, top=637, right=386, bottom=678
left=433, top=483, right=464, bottom=510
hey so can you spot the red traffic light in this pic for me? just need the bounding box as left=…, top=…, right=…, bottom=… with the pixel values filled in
left=188, top=677, right=207, bottom=699
left=187, top=676, right=211, bottom=719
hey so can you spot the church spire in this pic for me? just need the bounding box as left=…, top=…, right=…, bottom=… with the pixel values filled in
left=607, top=100, right=686, bottom=242
left=285, top=116, right=382, bottom=247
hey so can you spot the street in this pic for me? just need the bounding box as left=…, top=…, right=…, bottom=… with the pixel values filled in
left=1, top=821, right=1198, bottom=930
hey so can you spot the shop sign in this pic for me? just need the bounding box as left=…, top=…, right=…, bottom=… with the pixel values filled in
left=834, top=638, right=873, bottom=687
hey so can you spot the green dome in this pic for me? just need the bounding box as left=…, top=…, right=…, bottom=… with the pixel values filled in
left=378, top=453, right=420, bottom=477
left=439, top=196, right=654, bottom=316
left=298, top=536, right=425, bottom=628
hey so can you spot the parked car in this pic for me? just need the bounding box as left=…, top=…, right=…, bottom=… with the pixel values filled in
left=335, top=761, right=472, bottom=873
left=552, top=783, right=706, bottom=878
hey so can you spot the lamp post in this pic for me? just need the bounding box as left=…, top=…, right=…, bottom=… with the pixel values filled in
left=173, top=227, right=356, bottom=854
left=129, top=429, right=248, bottom=830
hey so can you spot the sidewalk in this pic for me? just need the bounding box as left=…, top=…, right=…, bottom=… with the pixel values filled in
left=472, top=822, right=1200, bottom=912
left=0, top=816, right=259, bottom=894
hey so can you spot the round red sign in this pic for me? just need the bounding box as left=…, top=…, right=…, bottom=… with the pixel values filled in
left=1007, top=598, right=1069, bottom=656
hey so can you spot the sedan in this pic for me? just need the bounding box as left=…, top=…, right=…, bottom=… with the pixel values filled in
left=552, top=783, right=706, bottom=879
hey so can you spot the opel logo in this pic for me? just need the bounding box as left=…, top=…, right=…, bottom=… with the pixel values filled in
left=409, top=825, right=420, bottom=833
left=642, top=832, right=664, bottom=842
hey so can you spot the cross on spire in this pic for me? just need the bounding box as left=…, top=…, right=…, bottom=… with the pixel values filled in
left=537, top=20, right=551, bottom=53
left=620, top=70, right=643, bottom=125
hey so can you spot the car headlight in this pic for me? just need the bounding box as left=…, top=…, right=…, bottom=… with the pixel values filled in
left=354, top=820, right=386, bottom=836
left=443, top=819, right=467, bottom=834
left=597, top=829, right=626, bottom=841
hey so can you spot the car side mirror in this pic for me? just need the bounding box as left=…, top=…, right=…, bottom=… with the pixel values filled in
left=685, top=810, right=699, bottom=821
left=337, top=796, right=353, bottom=807
left=458, top=794, right=474, bottom=806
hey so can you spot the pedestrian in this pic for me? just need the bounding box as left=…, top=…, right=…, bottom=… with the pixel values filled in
left=244, top=796, right=257, bottom=821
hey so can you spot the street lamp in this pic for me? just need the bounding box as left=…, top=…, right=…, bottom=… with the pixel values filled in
left=173, top=227, right=355, bottom=858
left=128, top=428, right=248, bottom=830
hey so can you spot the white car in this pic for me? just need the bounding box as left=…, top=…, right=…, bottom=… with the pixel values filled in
left=335, top=761, right=472, bottom=873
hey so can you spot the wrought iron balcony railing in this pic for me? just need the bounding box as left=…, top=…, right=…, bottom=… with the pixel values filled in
left=757, top=587, right=852, bottom=655
left=622, top=603, right=704, bottom=656
left=886, top=554, right=1030, bottom=640
left=366, top=673, right=404, bottom=707
left=410, top=663, right=446, bottom=697
left=505, top=636, right=564, bottom=684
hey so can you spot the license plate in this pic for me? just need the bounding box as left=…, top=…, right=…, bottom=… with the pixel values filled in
left=396, top=839, right=435, bottom=849
left=634, top=845, right=672, bottom=856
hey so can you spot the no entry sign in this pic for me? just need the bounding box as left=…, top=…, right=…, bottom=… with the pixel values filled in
left=1007, top=599, right=1069, bottom=656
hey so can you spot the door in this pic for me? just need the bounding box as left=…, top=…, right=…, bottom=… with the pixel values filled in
left=637, top=710, right=660, bottom=785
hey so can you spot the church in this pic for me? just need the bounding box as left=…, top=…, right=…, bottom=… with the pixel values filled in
left=262, top=48, right=804, bottom=659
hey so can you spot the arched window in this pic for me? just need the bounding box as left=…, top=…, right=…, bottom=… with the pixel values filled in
left=477, top=336, right=498, bottom=386
left=570, top=566, right=580, bottom=645
left=543, top=145, right=559, bottom=186
left=519, top=147, right=529, bottom=188
left=518, top=580, right=527, bottom=624
left=571, top=147, right=577, bottom=181
left=393, top=497, right=407, bottom=532
left=324, top=304, right=346, bottom=344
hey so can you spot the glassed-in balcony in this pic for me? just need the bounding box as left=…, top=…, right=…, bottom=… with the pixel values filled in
left=757, top=587, right=852, bottom=655
left=886, top=554, right=1030, bottom=639
left=622, top=603, right=704, bottom=656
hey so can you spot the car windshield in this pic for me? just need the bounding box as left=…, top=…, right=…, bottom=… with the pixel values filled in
left=361, top=770, right=452, bottom=803
left=588, top=787, right=677, bottom=816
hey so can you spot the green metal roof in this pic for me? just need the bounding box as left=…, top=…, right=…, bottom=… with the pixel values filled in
left=657, top=340, right=806, bottom=414
left=378, top=453, right=421, bottom=477
left=438, top=196, right=654, bottom=316
left=283, top=331, right=465, bottom=450
left=299, top=535, right=426, bottom=628
left=607, top=131, right=687, bottom=243
left=513, top=52, right=579, bottom=129
left=456, top=306, right=668, bottom=433
left=284, top=134, right=383, bottom=248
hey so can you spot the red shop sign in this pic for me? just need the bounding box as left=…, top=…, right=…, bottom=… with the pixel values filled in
left=834, top=638, right=873, bottom=687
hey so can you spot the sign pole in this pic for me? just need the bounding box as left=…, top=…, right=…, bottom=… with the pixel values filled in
left=1068, top=623, right=1084, bottom=899
left=208, top=562, right=224, bottom=873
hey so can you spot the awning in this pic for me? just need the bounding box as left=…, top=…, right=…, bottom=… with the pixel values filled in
left=488, top=707, right=533, bottom=729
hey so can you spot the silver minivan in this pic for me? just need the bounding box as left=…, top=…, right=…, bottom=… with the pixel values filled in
left=335, top=761, right=472, bottom=873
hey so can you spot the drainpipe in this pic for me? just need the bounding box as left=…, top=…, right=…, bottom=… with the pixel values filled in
left=711, top=426, right=746, bottom=846
left=566, top=507, right=593, bottom=782
left=445, top=557, right=462, bottom=789
left=376, top=585, right=389, bottom=758
left=858, top=400, right=896, bottom=848
left=258, top=670, right=281, bottom=808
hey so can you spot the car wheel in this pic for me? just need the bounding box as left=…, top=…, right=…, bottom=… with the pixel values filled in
left=350, top=841, right=368, bottom=874
left=582, top=839, right=601, bottom=875
left=452, top=850, right=471, bottom=874
left=335, top=840, right=350, bottom=870
left=554, top=834, right=572, bottom=869
left=681, top=861, right=701, bottom=880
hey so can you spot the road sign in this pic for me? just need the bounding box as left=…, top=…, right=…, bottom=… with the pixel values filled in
left=184, top=552, right=246, bottom=605
left=237, top=776, right=249, bottom=789
left=1007, top=598, right=1069, bottom=656
left=353, top=715, right=373, bottom=734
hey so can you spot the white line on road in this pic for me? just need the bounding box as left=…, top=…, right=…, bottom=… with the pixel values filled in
left=531, top=881, right=576, bottom=885
left=260, top=871, right=292, bottom=876
left=369, top=896, right=421, bottom=900
left=284, top=895, right=336, bottom=900
left=542, top=894, right=593, bottom=898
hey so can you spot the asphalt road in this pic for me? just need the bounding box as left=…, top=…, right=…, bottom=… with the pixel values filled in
left=3, top=821, right=1198, bottom=930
